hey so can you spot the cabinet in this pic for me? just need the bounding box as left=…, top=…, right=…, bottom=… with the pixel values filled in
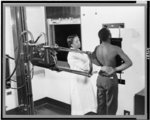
left=134, top=89, right=145, bottom=115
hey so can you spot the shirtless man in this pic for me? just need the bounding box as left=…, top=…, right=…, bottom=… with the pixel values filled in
left=92, top=27, right=132, bottom=115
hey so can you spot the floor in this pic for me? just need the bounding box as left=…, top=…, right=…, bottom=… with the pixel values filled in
left=6, top=101, right=97, bottom=115
left=34, top=103, right=70, bottom=115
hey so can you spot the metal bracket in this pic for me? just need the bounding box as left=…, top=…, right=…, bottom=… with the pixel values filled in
left=102, top=23, right=124, bottom=38
left=102, top=23, right=125, bottom=28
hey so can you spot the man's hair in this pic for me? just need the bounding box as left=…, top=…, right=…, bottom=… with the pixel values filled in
left=67, top=34, right=78, bottom=48
left=98, top=27, right=111, bottom=42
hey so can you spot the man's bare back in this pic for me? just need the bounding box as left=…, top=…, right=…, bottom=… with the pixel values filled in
left=96, top=43, right=118, bottom=68
left=95, top=42, right=132, bottom=76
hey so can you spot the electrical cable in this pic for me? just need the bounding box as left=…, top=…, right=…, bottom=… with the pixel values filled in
left=6, top=30, right=35, bottom=114
left=5, top=41, right=21, bottom=81
left=29, top=32, right=47, bottom=79
left=21, top=30, right=34, bottom=43
left=34, top=35, right=42, bottom=43
left=6, top=54, right=15, bottom=60
left=34, top=32, right=47, bottom=44
left=23, top=31, right=35, bottom=80
left=5, top=54, right=17, bottom=81
left=6, top=31, right=47, bottom=91
left=5, top=54, right=17, bottom=83
left=5, top=57, right=33, bottom=83
left=5, top=30, right=34, bottom=82
left=10, top=79, right=17, bottom=82
left=10, top=81, right=26, bottom=90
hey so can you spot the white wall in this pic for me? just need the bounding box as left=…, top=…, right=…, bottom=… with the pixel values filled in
left=81, top=6, right=145, bottom=115
left=25, top=7, right=46, bottom=44
left=5, top=7, right=19, bottom=111
left=25, top=7, right=72, bottom=104
left=25, top=7, right=47, bottom=101
left=5, top=7, right=48, bottom=111
left=44, top=70, right=72, bottom=104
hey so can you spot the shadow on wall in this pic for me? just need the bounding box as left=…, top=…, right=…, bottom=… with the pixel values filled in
left=117, top=28, right=145, bottom=115
left=124, top=29, right=140, bottom=38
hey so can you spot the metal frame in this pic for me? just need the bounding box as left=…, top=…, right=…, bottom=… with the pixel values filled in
left=44, top=45, right=93, bottom=77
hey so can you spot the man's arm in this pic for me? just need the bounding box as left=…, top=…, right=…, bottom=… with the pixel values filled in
left=91, top=56, right=101, bottom=66
left=91, top=46, right=103, bottom=66
left=114, top=47, right=132, bottom=72
left=101, top=47, right=132, bottom=76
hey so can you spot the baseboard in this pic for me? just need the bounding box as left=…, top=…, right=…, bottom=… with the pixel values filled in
left=34, top=97, right=71, bottom=112
left=6, top=97, right=71, bottom=115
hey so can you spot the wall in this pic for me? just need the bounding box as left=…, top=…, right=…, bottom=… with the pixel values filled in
left=81, top=6, right=145, bottom=115
left=25, top=6, right=47, bottom=101
left=25, top=7, right=46, bottom=44
left=25, top=7, right=72, bottom=104
left=44, top=70, right=72, bottom=104
left=5, top=7, right=19, bottom=111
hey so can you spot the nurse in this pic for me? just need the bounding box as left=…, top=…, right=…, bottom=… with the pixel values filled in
left=67, top=34, right=97, bottom=115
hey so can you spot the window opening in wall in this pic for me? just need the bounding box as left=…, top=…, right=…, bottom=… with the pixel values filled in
left=49, top=24, right=81, bottom=67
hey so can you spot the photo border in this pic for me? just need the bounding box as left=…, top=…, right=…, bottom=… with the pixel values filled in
left=1, top=1, right=149, bottom=120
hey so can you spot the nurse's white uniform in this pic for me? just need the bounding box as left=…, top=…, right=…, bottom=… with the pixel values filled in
left=67, top=50, right=97, bottom=115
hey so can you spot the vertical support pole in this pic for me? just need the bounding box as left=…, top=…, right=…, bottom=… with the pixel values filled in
left=11, top=7, right=28, bottom=113
left=10, top=6, right=34, bottom=114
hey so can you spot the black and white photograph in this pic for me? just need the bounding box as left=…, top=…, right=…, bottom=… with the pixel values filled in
left=1, top=1, right=149, bottom=119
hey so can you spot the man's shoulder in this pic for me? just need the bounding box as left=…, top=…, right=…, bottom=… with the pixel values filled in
left=110, top=44, right=120, bottom=50
left=93, top=45, right=100, bottom=51
left=95, top=44, right=121, bottom=51
left=110, top=45, right=123, bottom=54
